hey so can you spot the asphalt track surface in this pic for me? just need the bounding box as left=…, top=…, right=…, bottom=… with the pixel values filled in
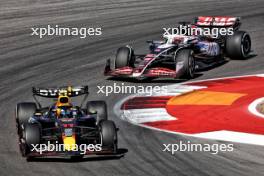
left=1, top=0, right=264, bottom=176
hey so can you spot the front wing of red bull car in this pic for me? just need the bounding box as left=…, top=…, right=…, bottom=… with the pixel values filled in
left=16, top=86, right=118, bottom=160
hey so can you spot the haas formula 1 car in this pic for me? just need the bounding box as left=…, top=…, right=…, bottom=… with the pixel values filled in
left=104, top=16, right=252, bottom=80
left=16, top=86, right=118, bottom=160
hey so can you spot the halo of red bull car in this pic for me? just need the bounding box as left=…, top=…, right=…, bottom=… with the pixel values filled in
left=105, top=16, right=252, bottom=80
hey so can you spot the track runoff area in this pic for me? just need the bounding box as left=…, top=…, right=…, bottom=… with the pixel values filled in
left=115, top=74, right=264, bottom=146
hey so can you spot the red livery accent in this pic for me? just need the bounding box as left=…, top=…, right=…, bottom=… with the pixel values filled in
left=146, top=67, right=176, bottom=77
left=196, top=16, right=238, bottom=26
left=110, top=66, right=133, bottom=75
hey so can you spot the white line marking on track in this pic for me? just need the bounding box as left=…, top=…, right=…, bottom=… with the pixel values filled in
left=122, top=108, right=177, bottom=124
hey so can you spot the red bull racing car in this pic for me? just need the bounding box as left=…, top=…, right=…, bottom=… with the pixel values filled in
left=104, top=16, right=252, bottom=80
left=16, top=86, right=118, bottom=160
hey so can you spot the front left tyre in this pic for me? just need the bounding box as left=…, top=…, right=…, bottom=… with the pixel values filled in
left=16, top=102, right=37, bottom=134
left=115, top=46, right=135, bottom=68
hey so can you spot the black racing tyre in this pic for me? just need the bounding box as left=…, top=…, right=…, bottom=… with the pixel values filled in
left=86, top=101, right=107, bottom=124
left=24, top=123, right=41, bottom=148
left=16, top=102, right=37, bottom=128
left=226, top=31, right=251, bottom=59
left=175, top=49, right=195, bottom=79
left=115, top=46, right=135, bottom=68
left=99, top=120, right=117, bottom=152
left=20, top=123, right=41, bottom=157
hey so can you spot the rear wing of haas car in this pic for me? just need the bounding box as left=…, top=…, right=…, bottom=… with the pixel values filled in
left=194, top=16, right=241, bottom=28
left=32, top=86, right=89, bottom=98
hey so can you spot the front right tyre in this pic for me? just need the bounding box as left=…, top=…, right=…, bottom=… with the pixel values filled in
left=99, top=120, right=118, bottom=153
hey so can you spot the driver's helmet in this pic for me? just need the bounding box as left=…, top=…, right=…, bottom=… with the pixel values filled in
left=55, top=95, right=73, bottom=118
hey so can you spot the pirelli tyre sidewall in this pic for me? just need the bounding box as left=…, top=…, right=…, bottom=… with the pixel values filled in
left=175, top=49, right=195, bottom=79
left=115, top=46, right=135, bottom=68
left=99, top=120, right=117, bottom=152
left=226, top=31, right=251, bottom=59
left=20, top=123, right=41, bottom=157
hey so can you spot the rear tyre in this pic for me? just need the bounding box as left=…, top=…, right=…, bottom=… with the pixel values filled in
left=175, top=49, right=195, bottom=79
left=16, top=103, right=37, bottom=134
left=226, top=31, right=251, bottom=59
left=86, top=101, right=107, bottom=124
left=115, top=46, right=135, bottom=68
left=99, top=120, right=117, bottom=153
